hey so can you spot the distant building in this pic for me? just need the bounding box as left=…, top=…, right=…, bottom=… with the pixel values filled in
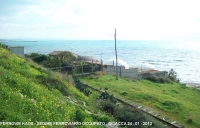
left=9, top=46, right=25, bottom=58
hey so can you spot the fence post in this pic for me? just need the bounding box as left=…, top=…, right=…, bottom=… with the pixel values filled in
left=92, top=59, right=93, bottom=73
left=101, top=60, right=103, bottom=72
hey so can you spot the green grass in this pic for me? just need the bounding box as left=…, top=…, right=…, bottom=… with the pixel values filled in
left=0, top=45, right=113, bottom=128
left=78, top=74, right=200, bottom=128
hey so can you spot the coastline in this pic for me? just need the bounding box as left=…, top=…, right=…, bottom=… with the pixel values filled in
left=183, top=83, right=200, bottom=89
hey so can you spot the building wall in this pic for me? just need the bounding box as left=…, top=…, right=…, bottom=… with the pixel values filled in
left=103, top=65, right=140, bottom=79
left=9, top=46, right=25, bottom=58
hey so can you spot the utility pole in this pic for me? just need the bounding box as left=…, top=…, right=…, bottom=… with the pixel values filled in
left=114, top=28, right=118, bottom=80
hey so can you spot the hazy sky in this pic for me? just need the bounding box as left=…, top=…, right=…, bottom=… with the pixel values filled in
left=0, top=0, right=200, bottom=40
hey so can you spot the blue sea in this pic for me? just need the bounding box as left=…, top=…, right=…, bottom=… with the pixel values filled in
left=3, top=40, right=200, bottom=85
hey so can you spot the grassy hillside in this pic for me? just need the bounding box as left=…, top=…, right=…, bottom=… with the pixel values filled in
left=78, top=74, right=200, bottom=128
left=0, top=45, right=113, bottom=127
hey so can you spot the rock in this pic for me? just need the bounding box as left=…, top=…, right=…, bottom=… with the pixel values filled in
left=82, top=101, right=86, bottom=106
left=171, top=121, right=177, bottom=124
left=85, top=109, right=92, bottom=114
left=162, top=117, right=168, bottom=121
left=30, top=98, right=36, bottom=104
left=97, top=112, right=102, bottom=116
left=148, top=111, right=153, bottom=114
left=18, top=93, right=24, bottom=98
left=66, top=96, right=71, bottom=100
left=154, top=114, right=160, bottom=117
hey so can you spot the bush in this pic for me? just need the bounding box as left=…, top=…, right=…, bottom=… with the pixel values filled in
left=120, top=92, right=128, bottom=96
left=187, top=116, right=193, bottom=123
left=91, top=114, right=110, bottom=123
left=99, top=91, right=117, bottom=104
left=168, top=69, right=180, bottom=83
left=146, top=75, right=172, bottom=83
left=73, top=77, right=92, bottom=96
left=32, top=55, right=49, bottom=63
left=30, top=53, right=40, bottom=57
left=99, top=101, right=164, bottom=128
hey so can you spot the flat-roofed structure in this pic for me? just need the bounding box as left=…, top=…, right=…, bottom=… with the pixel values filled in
left=9, top=46, right=24, bottom=58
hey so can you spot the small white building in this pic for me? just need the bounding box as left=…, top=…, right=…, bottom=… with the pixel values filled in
left=103, top=58, right=140, bottom=79
left=9, top=46, right=25, bottom=58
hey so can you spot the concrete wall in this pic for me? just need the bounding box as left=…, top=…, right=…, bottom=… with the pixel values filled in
left=9, top=46, right=25, bottom=58
left=103, top=65, right=140, bottom=79
left=103, top=65, right=167, bottom=79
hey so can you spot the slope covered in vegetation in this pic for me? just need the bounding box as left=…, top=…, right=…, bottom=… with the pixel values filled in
left=78, top=74, right=200, bottom=128
left=0, top=45, right=112, bottom=128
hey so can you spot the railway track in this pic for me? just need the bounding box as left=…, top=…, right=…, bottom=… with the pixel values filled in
left=74, top=78, right=184, bottom=128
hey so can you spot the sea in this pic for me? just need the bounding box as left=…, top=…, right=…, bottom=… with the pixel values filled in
left=2, top=40, right=200, bottom=85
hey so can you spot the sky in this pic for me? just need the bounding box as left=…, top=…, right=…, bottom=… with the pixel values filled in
left=0, top=0, right=200, bottom=40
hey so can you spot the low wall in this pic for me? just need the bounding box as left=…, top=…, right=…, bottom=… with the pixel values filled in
left=103, top=65, right=167, bottom=79
left=103, top=65, right=140, bottom=79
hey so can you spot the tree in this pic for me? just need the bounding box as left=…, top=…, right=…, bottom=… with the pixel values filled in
left=57, top=52, right=76, bottom=72
left=58, top=52, right=76, bottom=65
left=168, top=69, right=178, bottom=82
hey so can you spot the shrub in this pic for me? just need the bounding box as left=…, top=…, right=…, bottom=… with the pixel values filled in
left=98, top=101, right=164, bottom=128
left=146, top=75, right=172, bottom=83
left=120, top=92, right=128, bottom=96
left=187, top=116, right=193, bottom=123
left=91, top=114, right=110, bottom=123
left=73, top=77, right=92, bottom=96
left=101, top=101, right=115, bottom=115
left=30, top=53, right=40, bottom=57
left=180, top=84, right=187, bottom=89
left=74, top=109, right=88, bottom=122
left=99, top=91, right=117, bottom=104
left=32, top=55, right=49, bottom=63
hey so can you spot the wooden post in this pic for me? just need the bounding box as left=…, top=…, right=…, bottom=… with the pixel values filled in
left=115, top=28, right=118, bottom=80
left=82, top=64, right=83, bottom=75
left=92, top=59, right=93, bottom=73
left=101, top=60, right=103, bottom=72
left=72, top=65, right=73, bottom=75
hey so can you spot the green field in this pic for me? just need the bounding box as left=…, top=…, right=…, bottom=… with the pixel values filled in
left=78, top=74, right=200, bottom=128
left=0, top=45, right=113, bottom=128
